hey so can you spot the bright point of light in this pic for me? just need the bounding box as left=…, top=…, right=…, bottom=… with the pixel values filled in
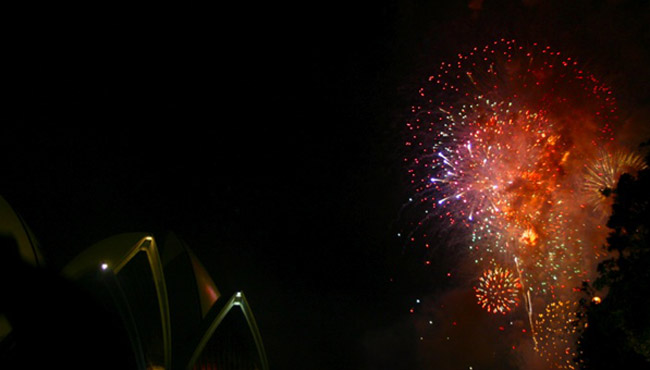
left=236, top=292, right=242, bottom=297
left=100, top=263, right=109, bottom=270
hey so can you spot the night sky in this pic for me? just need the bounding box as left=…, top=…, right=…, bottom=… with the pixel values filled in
left=4, top=1, right=650, bottom=370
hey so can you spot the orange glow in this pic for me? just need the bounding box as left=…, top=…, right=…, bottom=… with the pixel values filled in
left=560, top=151, right=570, bottom=164
left=520, top=227, right=538, bottom=246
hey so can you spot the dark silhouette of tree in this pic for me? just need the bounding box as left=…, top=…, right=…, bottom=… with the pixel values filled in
left=577, top=145, right=650, bottom=369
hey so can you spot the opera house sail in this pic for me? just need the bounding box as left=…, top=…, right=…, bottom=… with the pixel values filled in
left=0, top=195, right=269, bottom=370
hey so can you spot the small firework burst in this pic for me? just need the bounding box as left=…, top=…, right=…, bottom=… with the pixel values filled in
left=474, top=265, right=521, bottom=314
left=583, top=149, right=647, bottom=215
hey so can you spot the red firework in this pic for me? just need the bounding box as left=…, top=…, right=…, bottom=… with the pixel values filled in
left=475, top=266, right=521, bottom=314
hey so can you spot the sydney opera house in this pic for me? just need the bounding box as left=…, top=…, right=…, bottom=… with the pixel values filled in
left=0, top=195, right=269, bottom=370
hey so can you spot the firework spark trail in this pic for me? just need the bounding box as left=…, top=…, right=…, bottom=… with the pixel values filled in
left=402, top=39, right=643, bottom=368
left=515, top=256, right=537, bottom=349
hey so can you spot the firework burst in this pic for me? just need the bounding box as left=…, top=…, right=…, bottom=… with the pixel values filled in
left=405, top=39, right=614, bottom=231
left=583, top=148, right=647, bottom=216
left=402, top=38, right=625, bottom=367
left=534, top=300, right=581, bottom=369
left=474, top=265, right=521, bottom=314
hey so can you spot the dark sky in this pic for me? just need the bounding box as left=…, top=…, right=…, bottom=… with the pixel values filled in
left=4, top=1, right=650, bottom=370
